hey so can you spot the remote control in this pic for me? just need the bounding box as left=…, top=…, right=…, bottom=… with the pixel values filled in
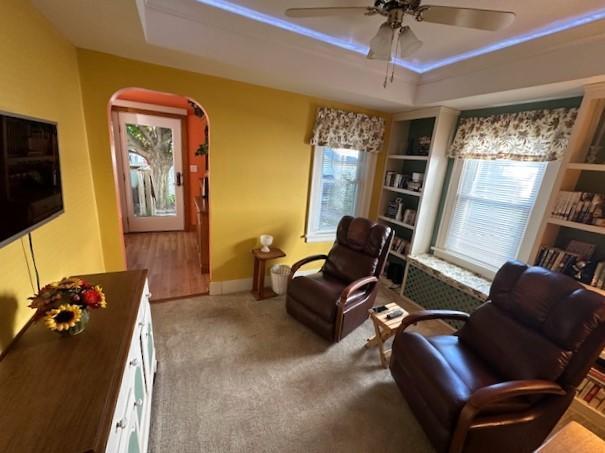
left=372, top=305, right=388, bottom=313
left=386, top=309, right=404, bottom=320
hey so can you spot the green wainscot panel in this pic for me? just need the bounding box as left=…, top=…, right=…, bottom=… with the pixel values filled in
left=404, top=265, right=483, bottom=329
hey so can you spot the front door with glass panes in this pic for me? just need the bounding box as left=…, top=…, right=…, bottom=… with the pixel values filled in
left=118, top=112, right=185, bottom=232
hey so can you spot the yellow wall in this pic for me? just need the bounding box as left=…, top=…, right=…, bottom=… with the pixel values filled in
left=0, top=1, right=105, bottom=351
left=77, top=50, right=389, bottom=282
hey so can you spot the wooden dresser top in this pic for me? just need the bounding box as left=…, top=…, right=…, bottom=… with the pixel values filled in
left=0, top=270, right=147, bottom=453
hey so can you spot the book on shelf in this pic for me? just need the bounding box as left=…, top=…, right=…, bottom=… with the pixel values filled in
left=576, top=366, right=605, bottom=414
left=552, top=191, right=605, bottom=226
left=536, top=240, right=604, bottom=288
left=535, top=246, right=580, bottom=275
left=384, top=171, right=423, bottom=192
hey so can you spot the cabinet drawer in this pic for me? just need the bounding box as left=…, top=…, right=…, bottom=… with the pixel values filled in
left=106, top=314, right=145, bottom=452
left=107, top=375, right=134, bottom=453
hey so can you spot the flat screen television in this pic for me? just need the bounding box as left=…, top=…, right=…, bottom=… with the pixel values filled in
left=0, top=112, right=63, bottom=248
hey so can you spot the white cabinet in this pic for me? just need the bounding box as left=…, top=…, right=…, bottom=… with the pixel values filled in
left=107, top=281, right=157, bottom=453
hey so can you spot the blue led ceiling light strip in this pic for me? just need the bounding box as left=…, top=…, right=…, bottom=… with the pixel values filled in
left=195, top=0, right=605, bottom=74
left=418, top=8, right=605, bottom=72
left=194, top=0, right=421, bottom=72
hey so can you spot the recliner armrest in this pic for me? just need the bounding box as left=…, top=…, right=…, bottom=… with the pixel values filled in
left=339, top=276, right=378, bottom=306
left=289, top=254, right=328, bottom=281
left=399, top=310, right=470, bottom=332
left=449, top=380, right=567, bottom=453
left=468, top=380, right=566, bottom=410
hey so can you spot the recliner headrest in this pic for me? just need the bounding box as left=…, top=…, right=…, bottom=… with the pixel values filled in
left=335, top=216, right=391, bottom=258
left=489, top=260, right=605, bottom=351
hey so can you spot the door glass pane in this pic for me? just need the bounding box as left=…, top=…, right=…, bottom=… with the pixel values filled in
left=126, top=124, right=176, bottom=217
left=317, top=148, right=361, bottom=232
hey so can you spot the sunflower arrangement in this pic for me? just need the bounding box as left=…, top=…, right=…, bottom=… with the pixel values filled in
left=29, top=277, right=107, bottom=334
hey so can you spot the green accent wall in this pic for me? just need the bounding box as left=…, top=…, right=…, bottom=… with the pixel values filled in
left=429, top=96, right=584, bottom=248
left=411, top=96, right=585, bottom=314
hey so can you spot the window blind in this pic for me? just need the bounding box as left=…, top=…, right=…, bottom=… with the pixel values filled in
left=308, top=148, right=364, bottom=237
left=444, top=159, right=547, bottom=270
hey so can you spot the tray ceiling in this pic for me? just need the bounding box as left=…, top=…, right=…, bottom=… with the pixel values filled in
left=31, top=0, right=605, bottom=110
left=196, top=0, right=605, bottom=72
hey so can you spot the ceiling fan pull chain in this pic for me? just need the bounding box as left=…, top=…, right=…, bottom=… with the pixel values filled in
left=383, top=60, right=390, bottom=88
left=391, top=32, right=401, bottom=84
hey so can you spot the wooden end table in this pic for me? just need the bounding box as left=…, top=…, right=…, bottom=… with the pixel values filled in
left=366, top=303, right=409, bottom=368
left=251, top=247, right=286, bottom=300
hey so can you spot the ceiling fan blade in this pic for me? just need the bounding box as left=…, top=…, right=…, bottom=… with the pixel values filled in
left=285, top=7, right=373, bottom=18
left=420, top=5, right=515, bottom=31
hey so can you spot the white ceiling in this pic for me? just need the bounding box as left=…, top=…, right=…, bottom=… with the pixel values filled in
left=231, top=0, right=605, bottom=67
left=31, top=0, right=605, bottom=111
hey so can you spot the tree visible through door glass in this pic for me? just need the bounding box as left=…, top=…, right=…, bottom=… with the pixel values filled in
left=126, top=124, right=176, bottom=217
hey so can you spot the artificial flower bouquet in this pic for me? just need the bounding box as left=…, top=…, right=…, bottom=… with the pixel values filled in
left=28, top=277, right=107, bottom=335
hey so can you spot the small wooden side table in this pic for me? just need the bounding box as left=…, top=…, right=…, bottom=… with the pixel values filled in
left=251, top=247, right=286, bottom=300
left=366, top=303, right=409, bottom=368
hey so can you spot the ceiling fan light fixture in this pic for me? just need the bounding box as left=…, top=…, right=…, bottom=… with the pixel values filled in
left=398, top=26, right=423, bottom=57
left=367, top=22, right=394, bottom=61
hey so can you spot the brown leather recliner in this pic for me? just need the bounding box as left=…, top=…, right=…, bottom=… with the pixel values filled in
left=390, top=260, right=605, bottom=453
left=286, top=216, right=393, bottom=342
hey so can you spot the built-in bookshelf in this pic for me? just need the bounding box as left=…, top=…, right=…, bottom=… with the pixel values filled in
left=530, top=82, right=605, bottom=427
left=573, top=363, right=605, bottom=428
left=531, top=83, right=605, bottom=296
left=377, top=107, right=459, bottom=286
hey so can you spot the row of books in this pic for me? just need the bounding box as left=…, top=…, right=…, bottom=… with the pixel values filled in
left=535, top=240, right=605, bottom=288
left=576, top=368, right=605, bottom=413
left=535, top=246, right=580, bottom=275
left=391, top=237, right=410, bottom=257
left=384, top=172, right=423, bottom=192
left=552, top=191, right=605, bottom=226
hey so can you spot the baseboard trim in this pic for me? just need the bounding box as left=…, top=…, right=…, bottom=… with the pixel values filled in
left=209, top=268, right=319, bottom=296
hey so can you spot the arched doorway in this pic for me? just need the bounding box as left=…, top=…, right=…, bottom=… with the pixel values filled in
left=108, top=88, right=210, bottom=301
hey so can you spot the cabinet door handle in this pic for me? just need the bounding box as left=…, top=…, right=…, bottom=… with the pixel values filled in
left=116, top=418, right=127, bottom=430
left=129, top=359, right=139, bottom=367
left=134, top=399, right=143, bottom=407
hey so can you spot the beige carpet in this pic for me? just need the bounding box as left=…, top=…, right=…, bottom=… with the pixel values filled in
left=148, top=286, right=452, bottom=452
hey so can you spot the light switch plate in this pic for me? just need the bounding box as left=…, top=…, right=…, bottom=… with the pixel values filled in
left=190, top=164, right=198, bottom=173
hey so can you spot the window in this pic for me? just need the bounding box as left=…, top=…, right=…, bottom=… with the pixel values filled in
left=306, top=147, right=375, bottom=242
left=436, top=159, right=554, bottom=278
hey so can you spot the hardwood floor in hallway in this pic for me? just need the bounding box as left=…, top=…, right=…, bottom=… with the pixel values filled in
left=124, top=231, right=209, bottom=301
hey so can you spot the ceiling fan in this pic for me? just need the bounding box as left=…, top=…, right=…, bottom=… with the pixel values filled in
left=285, top=1, right=516, bottom=63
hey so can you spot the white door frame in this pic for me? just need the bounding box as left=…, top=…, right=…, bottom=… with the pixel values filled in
left=117, top=111, right=185, bottom=232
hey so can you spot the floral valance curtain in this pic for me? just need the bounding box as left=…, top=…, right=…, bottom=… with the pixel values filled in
left=448, top=107, right=578, bottom=162
left=310, top=107, right=385, bottom=153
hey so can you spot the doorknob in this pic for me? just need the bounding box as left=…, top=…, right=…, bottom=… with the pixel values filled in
left=176, top=172, right=183, bottom=186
